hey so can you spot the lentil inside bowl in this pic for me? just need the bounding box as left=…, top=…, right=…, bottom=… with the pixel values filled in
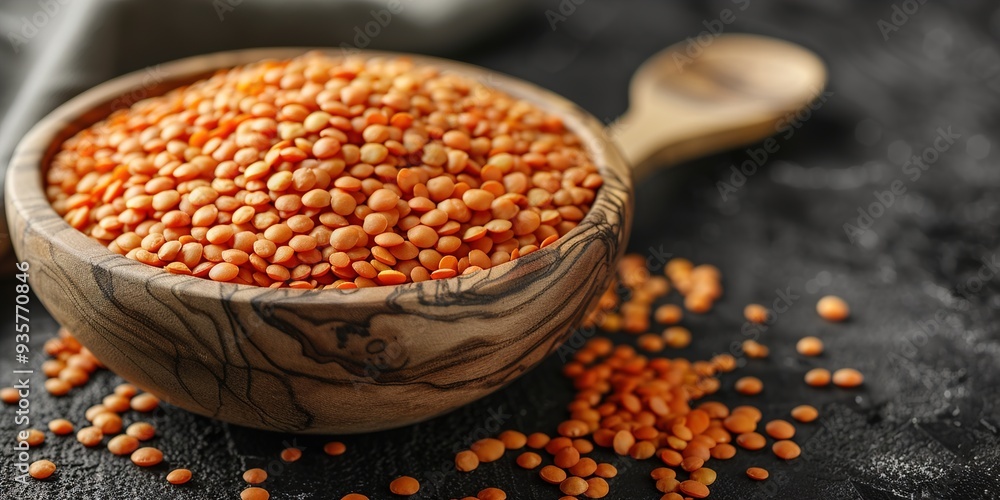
left=45, top=52, right=603, bottom=289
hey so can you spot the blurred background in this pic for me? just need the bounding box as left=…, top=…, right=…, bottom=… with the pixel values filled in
left=1, top=0, right=999, bottom=498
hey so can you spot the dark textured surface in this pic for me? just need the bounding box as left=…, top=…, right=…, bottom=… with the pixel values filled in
left=2, top=0, right=1000, bottom=499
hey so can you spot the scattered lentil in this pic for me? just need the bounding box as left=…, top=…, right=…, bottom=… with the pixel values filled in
left=243, top=468, right=267, bottom=484
left=455, top=450, right=480, bottom=472
left=280, top=447, right=302, bottom=462
left=516, top=452, right=542, bottom=469
left=76, top=426, right=103, bottom=447
left=126, top=422, right=156, bottom=441
left=48, top=419, right=74, bottom=436
left=764, top=420, right=796, bottom=440
left=743, top=304, right=769, bottom=324
left=735, top=376, right=763, bottom=395
left=796, top=336, right=824, bottom=357
left=790, top=405, right=819, bottom=423
left=131, top=447, right=164, bottom=467
left=108, top=434, right=140, bottom=455
left=772, top=440, right=802, bottom=459
left=17, top=429, right=45, bottom=446
left=804, top=368, right=831, bottom=387
left=389, top=476, right=420, bottom=496
left=746, top=467, right=769, bottom=480
left=471, top=438, right=505, bottom=463
left=130, top=393, right=160, bottom=412
left=324, top=441, right=346, bottom=456
left=167, top=468, right=192, bottom=485
left=832, top=368, right=864, bottom=387
left=29, top=460, right=56, bottom=480
left=241, top=487, right=270, bottom=500
left=816, top=295, right=850, bottom=322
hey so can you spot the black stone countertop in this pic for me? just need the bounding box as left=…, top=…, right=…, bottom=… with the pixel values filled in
left=2, top=0, right=1000, bottom=498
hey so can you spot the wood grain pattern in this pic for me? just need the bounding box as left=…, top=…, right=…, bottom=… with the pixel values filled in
left=4, top=49, right=632, bottom=433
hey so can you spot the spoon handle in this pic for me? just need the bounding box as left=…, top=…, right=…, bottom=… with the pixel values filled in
left=606, top=34, right=828, bottom=177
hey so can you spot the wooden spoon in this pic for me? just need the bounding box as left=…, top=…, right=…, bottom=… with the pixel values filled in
left=613, top=33, right=827, bottom=176
left=5, top=36, right=825, bottom=434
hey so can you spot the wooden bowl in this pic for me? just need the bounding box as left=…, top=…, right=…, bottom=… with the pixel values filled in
left=5, top=49, right=631, bottom=433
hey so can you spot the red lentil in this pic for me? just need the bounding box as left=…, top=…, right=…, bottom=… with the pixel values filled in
left=497, top=430, right=527, bottom=449
left=1, top=387, right=20, bottom=404
left=93, top=413, right=123, bottom=434
left=131, top=447, right=164, bottom=467
left=526, top=433, right=550, bottom=449
left=243, top=468, right=267, bottom=484
left=743, top=304, right=769, bottom=323
left=241, top=487, right=270, bottom=500
left=540, top=465, right=567, bottom=484
left=678, top=479, right=710, bottom=498
left=735, top=376, right=763, bottom=395
left=280, top=447, right=302, bottom=462
left=772, top=440, right=802, bottom=459
left=742, top=340, right=770, bottom=358
left=816, top=295, right=850, bottom=322
left=29, top=460, right=56, bottom=480
left=746, top=467, right=769, bottom=480
left=126, top=422, right=156, bottom=441
left=167, top=468, right=192, bottom=485
left=560, top=476, right=589, bottom=496
left=103, top=394, right=131, bottom=413
left=832, top=368, right=864, bottom=387
left=594, top=463, right=617, bottom=478
left=324, top=441, right=346, bottom=456
left=764, top=419, right=796, bottom=440
left=130, top=393, right=160, bottom=412
left=17, top=429, right=45, bottom=446
left=455, top=450, right=480, bottom=472
left=583, top=477, right=609, bottom=498
left=796, top=336, right=824, bottom=356
left=663, top=327, right=692, bottom=349
left=736, top=432, right=766, bottom=450
left=791, top=405, right=819, bottom=423
left=45, top=378, right=71, bottom=396
left=108, top=435, right=140, bottom=455
left=76, top=426, right=103, bottom=447
left=516, top=452, right=542, bottom=469
left=477, top=487, right=507, bottom=500
left=653, top=304, right=683, bottom=325
left=471, top=438, right=505, bottom=463
left=48, top=419, right=74, bottom=436
left=691, top=467, right=717, bottom=485
left=389, top=476, right=420, bottom=495
left=804, top=368, right=831, bottom=387
left=48, top=54, right=602, bottom=290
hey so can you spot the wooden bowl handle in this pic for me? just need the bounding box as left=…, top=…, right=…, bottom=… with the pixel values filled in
left=608, top=34, right=828, bottom=177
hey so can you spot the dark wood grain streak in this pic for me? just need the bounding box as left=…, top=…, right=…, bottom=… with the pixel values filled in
left=4, top=48, right=632, bottom=433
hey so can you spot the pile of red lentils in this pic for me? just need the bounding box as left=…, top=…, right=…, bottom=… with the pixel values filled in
left=45, top=53, right=603, bottom=289
left=3, top=255, right=860, bottom=498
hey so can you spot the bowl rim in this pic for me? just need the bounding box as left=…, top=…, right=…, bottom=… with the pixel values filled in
left=6, top=47, right=632, bottom=304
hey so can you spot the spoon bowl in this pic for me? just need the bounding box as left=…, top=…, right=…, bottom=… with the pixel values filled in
left=5, top=35, right=825, bottom=433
